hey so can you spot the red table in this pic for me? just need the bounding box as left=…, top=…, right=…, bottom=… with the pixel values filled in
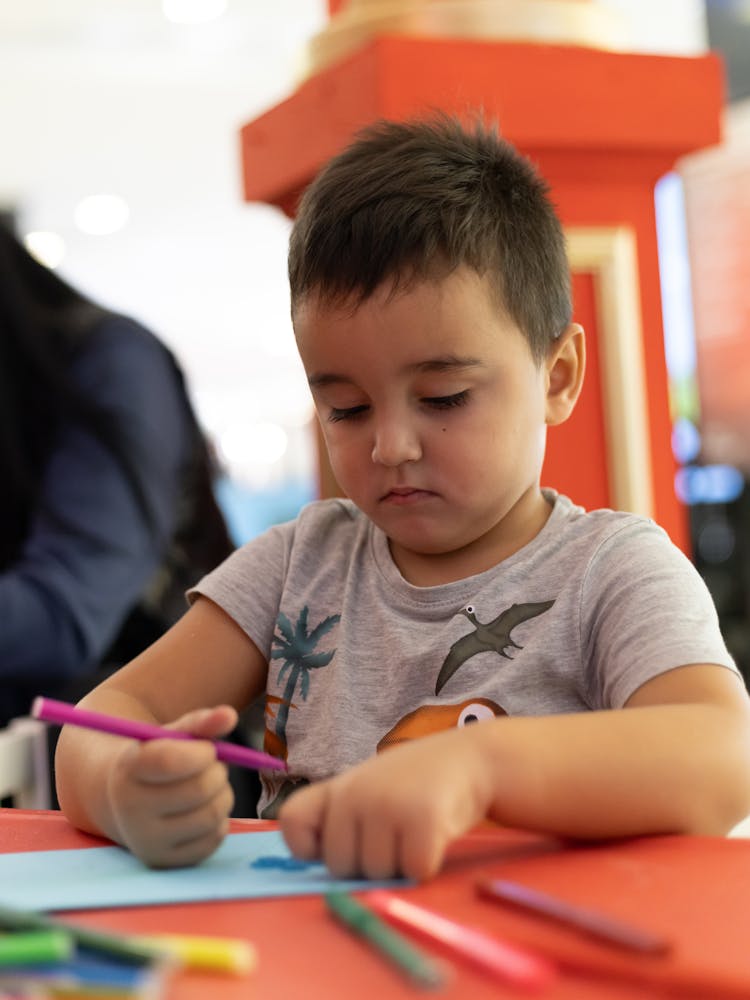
left=3, top=809, right=750, bottom=999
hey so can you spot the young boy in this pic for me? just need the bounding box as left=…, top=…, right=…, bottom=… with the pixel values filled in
left=56, top=116, right=750, bottom=881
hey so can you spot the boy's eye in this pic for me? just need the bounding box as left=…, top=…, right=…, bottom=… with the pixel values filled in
left=326, top=391, right=469, bottom=422
left=328, top=404, right=369, bottom=423
left=423, top=390, right=470, bottom=410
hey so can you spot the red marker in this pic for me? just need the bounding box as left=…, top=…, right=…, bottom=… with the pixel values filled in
left=365, top=891, right=556, bottom=991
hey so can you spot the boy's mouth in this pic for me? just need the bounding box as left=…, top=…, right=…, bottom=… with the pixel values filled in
left=381, top=487, right=436, bottom=505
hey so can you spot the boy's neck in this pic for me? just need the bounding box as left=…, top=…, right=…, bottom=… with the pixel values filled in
left=388, top=489, right=554, bottom=587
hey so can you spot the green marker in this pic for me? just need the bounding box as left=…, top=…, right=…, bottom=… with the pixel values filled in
left=0, top=930, right=73, bottom=966
left=325, top=891, right=446, bottom=991
left=0, top=905, right=160, bottom=965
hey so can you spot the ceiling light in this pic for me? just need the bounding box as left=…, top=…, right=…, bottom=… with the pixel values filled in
left=23, top=231, right=66, bottom=269
left=162, top=0, right=228, bottom=25
left=73, top=194, right=130, bottom=236
left=219, top=422, right=289, bottom=469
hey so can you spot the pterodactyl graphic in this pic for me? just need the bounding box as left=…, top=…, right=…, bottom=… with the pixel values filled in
left=435, top=600, right=554, bottom=694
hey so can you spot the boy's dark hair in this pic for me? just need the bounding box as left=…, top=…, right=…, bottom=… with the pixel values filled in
left=288, top=115, right=572, bottom=362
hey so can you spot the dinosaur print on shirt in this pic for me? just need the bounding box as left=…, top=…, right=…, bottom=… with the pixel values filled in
left=436, top=600, right=555, bottom=694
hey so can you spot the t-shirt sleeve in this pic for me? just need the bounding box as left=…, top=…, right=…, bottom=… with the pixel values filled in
left=187, top=519, right=295, bottom=658
left=582, top=519, right=738, bottom=709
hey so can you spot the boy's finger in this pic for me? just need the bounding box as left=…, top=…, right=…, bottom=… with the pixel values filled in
left=278, top=783, right=327, bottom=861
left=168, top=704, right=238, bottom=739
left=141, top=817, right=231, bottom=869
left=121, top=739, right=218, bottom=784
left=157, top=761, right=232, bottom=818
left=399, top=824, right=444, bottom=882
left=360, top=815, right=399, bottom=880
left=320, top=789, right=361, bottom=877
left=162, top=781, right=234, bottom=839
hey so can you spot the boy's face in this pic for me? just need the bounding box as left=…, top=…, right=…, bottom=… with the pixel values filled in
left=294, top=266, right=572, bottom=585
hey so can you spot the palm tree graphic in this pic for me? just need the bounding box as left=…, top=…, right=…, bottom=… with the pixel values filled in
left=271, top=606, right=340, bottom=742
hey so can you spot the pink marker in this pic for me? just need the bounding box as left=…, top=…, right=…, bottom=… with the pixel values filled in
left=365, top=890, right=556, bottom=991
left=32, top=697, right=287, bottom=772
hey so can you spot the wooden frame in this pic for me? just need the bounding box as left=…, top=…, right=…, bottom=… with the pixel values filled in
left=566, top=226, right=654, bottom=517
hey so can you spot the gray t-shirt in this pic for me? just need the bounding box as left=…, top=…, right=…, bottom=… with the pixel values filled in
left=191, top=491, right=736, bottom=817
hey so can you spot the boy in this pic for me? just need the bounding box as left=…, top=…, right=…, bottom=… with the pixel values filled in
left=56, top=116, right=750, bottom=880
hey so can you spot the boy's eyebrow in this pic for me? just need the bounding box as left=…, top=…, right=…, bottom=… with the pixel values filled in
left=307, top=372, right=351, bottom=389
left=307, top=356, right=483, bottom=388
left=411, top=356, right=483, bottom=374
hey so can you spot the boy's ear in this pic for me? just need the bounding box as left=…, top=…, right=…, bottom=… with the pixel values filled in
left=544, top=323, right=585, bottom=426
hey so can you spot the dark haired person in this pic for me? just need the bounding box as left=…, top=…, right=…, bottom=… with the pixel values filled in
left=56, top=117, right=750, bottom=877
left=0, top=226, right=233, bottom=728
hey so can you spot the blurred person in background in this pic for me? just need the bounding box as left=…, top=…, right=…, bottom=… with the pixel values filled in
left=0, top=223, right=234, bottom=729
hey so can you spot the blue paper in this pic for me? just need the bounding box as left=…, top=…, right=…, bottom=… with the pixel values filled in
left=0, top=830, right=409, bottom=912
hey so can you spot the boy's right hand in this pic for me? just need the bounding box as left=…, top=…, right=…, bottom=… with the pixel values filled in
left=105, top=706, right=237, bottom=868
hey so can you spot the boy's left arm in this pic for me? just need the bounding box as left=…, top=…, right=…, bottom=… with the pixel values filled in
left=614, top=661, right=750, bottom=829
left=280, top=663, right=750, bottom=880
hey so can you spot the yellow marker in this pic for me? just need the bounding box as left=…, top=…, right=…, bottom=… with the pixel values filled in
left=131, top=934, right=257, bottom=975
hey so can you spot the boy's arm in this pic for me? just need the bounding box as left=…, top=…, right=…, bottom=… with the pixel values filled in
left=280, top=663, right=750, bottom=880
left=482, top=663, right=750, bottom=838
left=55, top=596, right=268, bottom=865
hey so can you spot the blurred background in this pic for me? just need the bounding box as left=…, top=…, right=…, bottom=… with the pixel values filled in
left=0, top=0, right=331, bottom=543
left=1, top=0, right=749, bottom=673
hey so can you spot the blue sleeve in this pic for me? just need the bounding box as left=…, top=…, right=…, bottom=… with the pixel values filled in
left=0, top=316, right=194, bottom=683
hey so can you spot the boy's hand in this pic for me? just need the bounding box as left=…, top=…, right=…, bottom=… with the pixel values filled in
left=279, top=726, right=492, bottom=882
left=105, top=705, right=237, bottom=868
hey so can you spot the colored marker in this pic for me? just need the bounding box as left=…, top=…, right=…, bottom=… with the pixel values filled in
left=325, top=892, right=447, bottom=991
left=32, top=697, right=287, bottom=773
left=0, top=906, right=159, bottom=966
left=131, top=934, right=256, bottom=975
left=477, top=878, right=672, bottom=955
left=0, top=953, right=168, bottom=995
left=365, top=891, right=556, bottom=992
left=0, top=932, right=72, bottom=967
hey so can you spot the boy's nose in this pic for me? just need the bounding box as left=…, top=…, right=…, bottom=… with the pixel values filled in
left=371, top=420, right=422, bottom=467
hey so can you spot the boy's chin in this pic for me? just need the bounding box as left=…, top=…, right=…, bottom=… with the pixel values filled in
left=385, top=531, right=463, bottom=558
